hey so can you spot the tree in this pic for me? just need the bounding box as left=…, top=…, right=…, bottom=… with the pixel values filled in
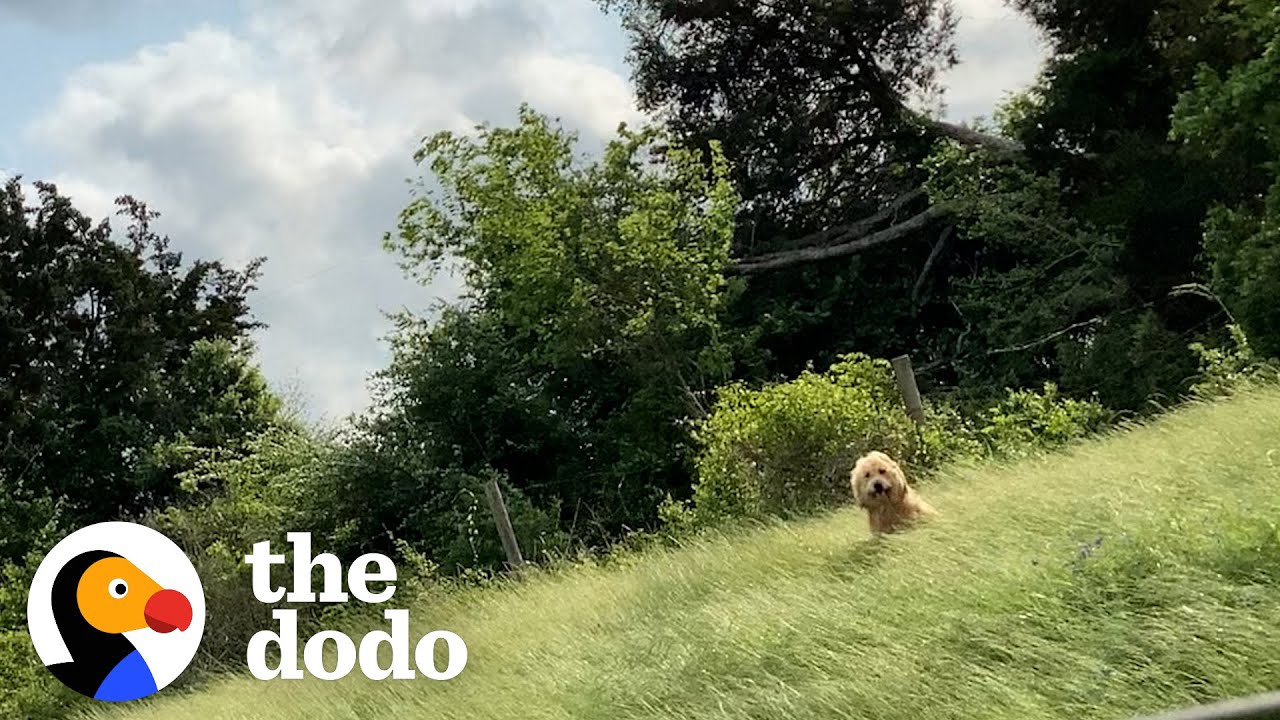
left=599, top=0, right=1045, bottom=387
left=380, top=107, right=738, bottom=541
left=918, top=134, right=1187, bottom=408
left=1171, top=0, right=1280, bottom=356
left=0, top=179, right=274, bottom=559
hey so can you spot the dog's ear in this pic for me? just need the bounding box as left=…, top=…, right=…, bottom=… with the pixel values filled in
left=850, top=471, right=866, bottom=506
left=890, top=473, right=908, bottom=502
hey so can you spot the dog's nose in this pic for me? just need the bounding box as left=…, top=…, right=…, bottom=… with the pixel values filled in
left=871, top=481, right=885, bottom=494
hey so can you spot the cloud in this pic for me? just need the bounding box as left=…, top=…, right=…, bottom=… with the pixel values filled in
left=943, top=0, right=1047, bottom=122
left=0, top=0, right=204, bottom=29
left=22, top=0, right=1040, bottom=422
left=27, top=1, right=640, bottom=423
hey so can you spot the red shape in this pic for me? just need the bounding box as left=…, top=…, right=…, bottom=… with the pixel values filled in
left=144, top=588, right=192, bottom=633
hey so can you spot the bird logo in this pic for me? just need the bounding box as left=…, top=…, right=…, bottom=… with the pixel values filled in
left=27, top=522, right=205, bottom=702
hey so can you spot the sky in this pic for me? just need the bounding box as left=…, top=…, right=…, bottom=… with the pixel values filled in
left=0, top=0, right=1046, bottom=424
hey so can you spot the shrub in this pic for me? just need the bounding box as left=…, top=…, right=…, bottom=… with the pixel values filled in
left=978, top=382, right=1112, bottom=456
left=145, top=425, right=328, bottom=674
left=0, top=516, right=91, bottom=718
left=1188, top=323, right=1279, bottom=398
left=679, top=354, right=980, bottom=526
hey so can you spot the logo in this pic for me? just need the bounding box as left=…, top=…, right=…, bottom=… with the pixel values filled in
left=27, top=522, right=206, bottom=703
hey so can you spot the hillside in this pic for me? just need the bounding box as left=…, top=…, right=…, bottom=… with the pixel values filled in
left=95, top=388, right=1280, bottom=720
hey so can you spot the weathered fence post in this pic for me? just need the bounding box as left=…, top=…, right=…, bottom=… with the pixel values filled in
left=891, top=354, right=925, bottom=425
left=483, top=477, right=525, bottom=570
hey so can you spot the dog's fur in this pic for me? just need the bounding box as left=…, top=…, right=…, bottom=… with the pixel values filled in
left=850, top=450, right=936, bottom=534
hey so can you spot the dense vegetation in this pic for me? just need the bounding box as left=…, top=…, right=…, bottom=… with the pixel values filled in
left=3, top=0, right=1279, bottom=716
left=99, top=388, right=1280, bottom=720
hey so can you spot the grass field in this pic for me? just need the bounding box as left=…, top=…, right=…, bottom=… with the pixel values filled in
left=94, top=388, right=1280, bottom=720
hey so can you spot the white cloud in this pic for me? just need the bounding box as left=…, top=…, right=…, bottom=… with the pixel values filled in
left=26, top=1, right=640, bottom=423
left=22, top=0, right=1041, bottom=423
left=943, top=0, right=1047, bottom=122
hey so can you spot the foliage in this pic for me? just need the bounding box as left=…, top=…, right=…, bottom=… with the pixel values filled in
left=993, top=0, right=1257, bottom=407
left=1188, top=324, right=1280, bottom=398
left=0, top=542, right=90, bottom=718
left=1171, top=0, right=1280, bottom=356
left=679, top=354, right=979, bottom=526
left=920, top=141, right=1158, bottom=407
left=0, top=628, right=87, bottom=720
left=0, top=179, right=270, bottom=561
left=315, top=418, right=568, bottom=573
left=96, top=388, right=1280, bottom=720
left=381, top=107, right=739, bottom=541
left=600, top=0, right=959, bottom=384
left=978, top=382, right=1112, bottom=457
left=145, top=426, right=325, bottom=672
left=599, top=0, right=956, bottom=237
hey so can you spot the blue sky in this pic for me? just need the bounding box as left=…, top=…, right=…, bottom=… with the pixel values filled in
left=0, top=0, right=1044, bottom=423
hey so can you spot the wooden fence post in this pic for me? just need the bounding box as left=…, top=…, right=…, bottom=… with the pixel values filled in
left=483, top=477, right=525, bottom=570
left=891, top=354, right=925, bottom=425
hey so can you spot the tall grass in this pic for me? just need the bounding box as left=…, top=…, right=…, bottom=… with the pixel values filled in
left=94, top=388, right=1280, bottom=720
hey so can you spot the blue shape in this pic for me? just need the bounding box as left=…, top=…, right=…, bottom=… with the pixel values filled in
left=94, top=650, right=158, bottom=702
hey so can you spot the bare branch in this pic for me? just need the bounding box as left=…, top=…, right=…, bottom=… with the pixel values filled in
left=987, top=317, right=1105, bottom=356
left=921, top=117, right=1025, bottom=156
left=1169, top=283, right=1236, bottom=323
left=731, top=203, right=950, bottom=274
left=771, top=187, right=928, bottom=252
left=912, top=224, right=954, bottom=310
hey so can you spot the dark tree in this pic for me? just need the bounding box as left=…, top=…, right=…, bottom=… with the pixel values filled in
left=0, top=179, right=269, bottom=559
left=598, top=0, right=1001, bottom=382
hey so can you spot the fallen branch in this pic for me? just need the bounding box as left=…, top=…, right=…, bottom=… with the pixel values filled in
left=987, top=317, right=1105, bottom=356
left=731, top=203, right=950, bottom=274
left=911, top=224, right=955, bottom=310
left=768, top=187, right=927, bottom=252
left=924, top=118, right=1024, bottom=156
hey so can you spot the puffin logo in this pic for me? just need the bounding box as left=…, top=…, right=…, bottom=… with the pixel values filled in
left=27, top=522, right=205, bottom=703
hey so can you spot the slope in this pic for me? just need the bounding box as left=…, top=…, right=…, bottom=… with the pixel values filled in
left=94, top=388, right=1280, bottom=720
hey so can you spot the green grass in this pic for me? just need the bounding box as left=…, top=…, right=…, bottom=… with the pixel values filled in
left=96, top=389, right=1280, bottom=720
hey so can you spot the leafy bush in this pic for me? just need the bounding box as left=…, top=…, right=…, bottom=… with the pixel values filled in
left=1188, top=323, right=1279, bottom=398
left=0, top=628, right=87, bottom=720
left=977, top=382, right=1112, bottom=456
left=145, top=426, right=327, bottom=673
left=676, top=354, right=980, bottom=526
left=666, top=355, right=1121, bottom=532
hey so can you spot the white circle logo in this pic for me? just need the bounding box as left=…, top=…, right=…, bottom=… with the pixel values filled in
left=27, top=521, right=206, bottom=702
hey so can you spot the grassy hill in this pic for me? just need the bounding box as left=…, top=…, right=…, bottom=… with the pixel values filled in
left=94, top=388, right=1280, bottom=720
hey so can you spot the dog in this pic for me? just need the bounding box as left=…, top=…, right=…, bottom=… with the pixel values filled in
left=850, top=450, right=936, bottom=535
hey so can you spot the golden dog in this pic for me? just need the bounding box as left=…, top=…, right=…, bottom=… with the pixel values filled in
left=850, top=451, right=936, bottom=534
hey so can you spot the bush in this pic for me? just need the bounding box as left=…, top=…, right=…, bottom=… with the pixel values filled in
left=677, top=354, right=980, bottom=526
left=977, top=382, right=1112, bottom=457
left=667, top=355, right=1120, bottom=532
left=1188, top=324, right=1279, bottom=398
left=145, top=426, right=326, bottom=674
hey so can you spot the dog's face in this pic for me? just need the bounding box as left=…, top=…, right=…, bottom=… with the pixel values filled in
left=851, top=451, right=908, bottom=507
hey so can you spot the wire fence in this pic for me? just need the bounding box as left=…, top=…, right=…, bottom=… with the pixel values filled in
left=1131, top=691, right=1280, bottom=720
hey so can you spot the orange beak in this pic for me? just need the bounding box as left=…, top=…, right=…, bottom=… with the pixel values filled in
left=144, top=588, right=192, bottom=633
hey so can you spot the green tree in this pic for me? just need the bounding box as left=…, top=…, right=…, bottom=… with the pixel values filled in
left=0, top=179, right=274, bottom=560
left=380, top=107, right=739, bottom=542
left=1171, top=0, right=1280, bottom=356
left=919, top=136, right=1191, bottom=409
left=600, top=0, right=985, bottom=381
left=995, top=0, right=1265, bottom=393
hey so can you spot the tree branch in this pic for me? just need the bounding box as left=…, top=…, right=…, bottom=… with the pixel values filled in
left=771, top=187, right=928, bottom=252
left=986, top=317, right=1105, bottom=356
left=912, top=224, right=954, bottom=310
left=923, top=117, right=1025, bottom=156
left=731, top=203, right=950, bottom=274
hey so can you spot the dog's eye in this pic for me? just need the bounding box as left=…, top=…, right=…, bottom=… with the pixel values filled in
left=878, top=468, right=885, bottom=474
